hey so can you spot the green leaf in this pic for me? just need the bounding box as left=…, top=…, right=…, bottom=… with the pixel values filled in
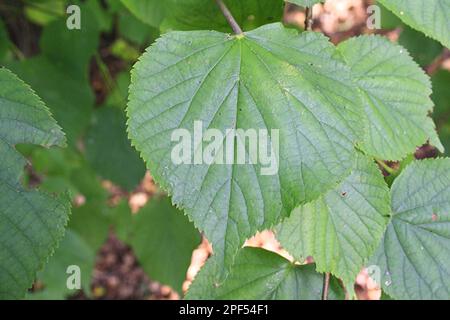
left=337, top=35, right=443, bottom=160
left=26, top=230, right=95, bottom=300
left=7, top=1, right=100, bottom=144
left=277, top=154, right=390, bottom=296
left=85, top=106, right=146, bottom=190
left=85, top=0, right=113, bottom=32
left=431, top=70, right=450, bottom=156
left=0, top=18, right=10, bottom=61
left=378, top=0, right=450, bottom=48
left=0, top=68, right=70, bottom=299
left=398, top=26, right=443, bottom=67
left=161, top=0, right=284, bottom=32
left=121, top=197, right=201, bottom=293
left=377, top=2, right=402, bottom=29
left=127, top=24, right=363, bottom=275
left=285, top=0, right=324, bottom=7
left=216, top=247, right=344, bottom=300
left=120, top=0, right=165, bottom=28
left=24, top=0, right=67, bottom=26
left=118, top=10, right=158, bottom=46
left=431, top=70, right=450, bottom=121
left=104, top=72, right=131, bottom=109
left=369, top=158, right=450, bottom=299
left=380, top=291, right=394, bottom=300
left=40, top=4, right=101, bottom=80
left=438, top=125, right=450, bottom=157
left=121, top=0, right=285, bottom=32
left=109, top=201, right=134, bottom=241
left=68, top=202, right=111, bottom=251
left=26, top=146, right=108, bottom=203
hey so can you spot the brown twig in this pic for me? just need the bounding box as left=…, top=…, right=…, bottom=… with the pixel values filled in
left=215, top=0, right=243, bottom=35
left=322, top=272, right=330, bottom=300
left=305, top=7, right=313, bottom=31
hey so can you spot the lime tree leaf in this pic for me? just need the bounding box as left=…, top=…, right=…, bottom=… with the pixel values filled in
left=25, top=147, right=108, bottom=202
left=0, top=18, right=10, bottom=61
left=381, top=291, right=394, bottom=300
left=118, top=10, right=158, bottom=46
left=285, top=0, right=324, bottom=7
left=369, top=158, right=450, bottom=299
left=120, top=0, right=165, bottom=28
left=432, top=70, right=450, bottom=122
left=105, top=72, right=130, bottom=109
left=85, top=106, right=146, bottom=191
left=276, top=154, right=390, bottom=296
left=24, top=0, right=66, bottom=26
left=40, top=11, right=100, bottom=79
left=122, top=0, right=285, bottom=32
left=7, top=56, right=94, bottom=145
left=216, top=247, right=344, bottom=300
left=7, top=1, right=99, bottom=144
left=85, top=0, right=113, bottom=32
left=0, top=68, right=70, bottom=299
left=438, top=125, right=450, bottom=156
left=68, top=202, right=111, bottom=251
left=337, top=35, right=443, bottom=160
left=109, top=201, right=134, bottom=241
left=432, top=70, right=450, bottom=156
left=120, top=197, right=201, bottom=293
left=185, top=256, right=221, bottom=299
left=161, top=0, right=284, bottom=32
left=26, top=230, right=95, bottom=300
left=378, top=2, right=403, bottom=29
left=127, top=23, right=363, bottom=276
left=378, top=0, right=450, bottom=48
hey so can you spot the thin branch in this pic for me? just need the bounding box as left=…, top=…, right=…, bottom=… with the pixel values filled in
left=215, top=0, right=243, bottom=35
left=426, top=48, right=450, bottom=75
left=305, top=7, right=313, bottom=31
left=322, top=272, right=330, bottom=300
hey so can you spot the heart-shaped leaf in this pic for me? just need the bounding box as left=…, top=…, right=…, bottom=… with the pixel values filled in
left=127, top=23, right=363, bottom=274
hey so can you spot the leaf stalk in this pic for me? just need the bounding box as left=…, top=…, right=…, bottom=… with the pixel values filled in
left=215, top=0, right=243, bottom=35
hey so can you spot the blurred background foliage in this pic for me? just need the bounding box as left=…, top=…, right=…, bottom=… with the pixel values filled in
left=0, top=0, right=449, bottom=300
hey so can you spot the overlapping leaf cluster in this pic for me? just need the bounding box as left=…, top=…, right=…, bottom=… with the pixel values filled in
left=126, top=0, right=450, bottom=300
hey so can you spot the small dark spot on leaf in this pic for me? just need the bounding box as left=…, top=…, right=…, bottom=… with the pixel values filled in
left=341, top=191, right=347, bottom=197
